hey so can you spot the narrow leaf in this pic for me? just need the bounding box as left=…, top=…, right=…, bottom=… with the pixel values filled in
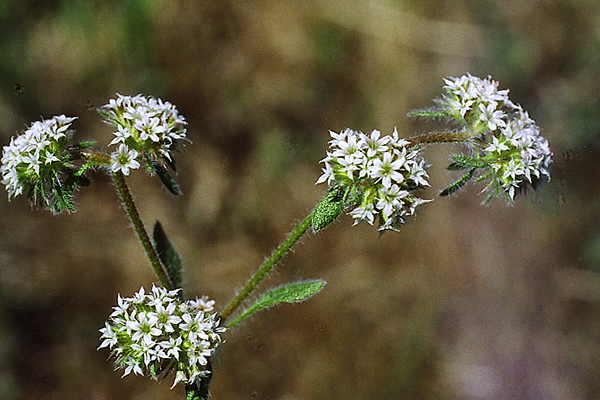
left=448, top=154, right=488, bottom=170
left=151, top=160, right=181, bottom=195
left=473, top=169, right=494, bottom=184
left=407, top=109, right=447, bottom=119
left=153, top=221, right=183, bottom=291
left=71, top=140, right=96, bottom=151
left=439, top=168, right=476, bottom=196
left=226, top=280, right=326, bottom=328
left=447, top=162, right=470, bottom=171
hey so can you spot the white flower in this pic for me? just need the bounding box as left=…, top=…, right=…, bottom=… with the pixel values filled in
left=478, top=102, right=506, bottom=131
left=376, top=184, right=409, bottom=219
left=110, top=144, right=140, bottom=175
left=368, top=151, right=406, bottom=188
left=361, top=129, right=390, bottom=157
left=486, top=135, right=510, bottom=153
left=98, top=322, right=118, bottom=350
left=126, top=311, right=161, bottom=344
left=160, top=337, right=182, bottom=360
left=349, top=203, right=377, bottom=225
left=437, top=75, right=553, bottom=202
left=122, top=358, right=144, bottom=377
left=188, top=296, right=216, bottom=312
left=483, top=109, right=552, bottom=202
left=407, top=158, right=430, bottom=187
left=331, top=131, right=365, bottom=159
left=154, top=302, right=181, bottom=333
left=315, top=160, right=336, bottom=185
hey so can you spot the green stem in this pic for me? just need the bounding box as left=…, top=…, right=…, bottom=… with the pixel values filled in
left=112, top=170, right=173, bottom=290
left=219, top=211, right=314, bottom=322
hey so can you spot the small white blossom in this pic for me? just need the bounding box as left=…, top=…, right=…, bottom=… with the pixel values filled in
left=484, top=110, right=552, bottom=202
left=349, top=203, right=377, bottom=226
left=478, top=102, right=506, bottom=131
left=110, top=144, right=140, bottom=175
left=368, top=151, right=406, bottom=189
left=441, top=74, right=518, bottom=129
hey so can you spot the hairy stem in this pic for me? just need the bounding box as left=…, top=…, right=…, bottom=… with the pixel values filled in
left=408, top=130, right=474, bottom=145
left=81, top=150, right=111, bottom=165
left=219, top=211, right=314, bottom=322
left=112, top=170, right=173, bottom=289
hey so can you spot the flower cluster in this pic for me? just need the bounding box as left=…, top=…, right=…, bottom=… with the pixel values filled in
left=439, top=74, right=516, bottom=132
left=483, top=109, right=552, bottom=200
left=316, top=128, right=430, bottom=231
left=99, top=285, right=225, bottom=388
left=99, top=94, right=187, bottom=176
left=432, top=74, right=552, bottom=202
left=0, top=115, right=88, bottom=212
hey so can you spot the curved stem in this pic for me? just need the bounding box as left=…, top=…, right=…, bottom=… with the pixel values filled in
left=112, top=170, right=173, bottom=290
left=219, top=211, right=314, bottom=322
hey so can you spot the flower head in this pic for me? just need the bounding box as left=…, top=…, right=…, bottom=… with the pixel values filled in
left=439, top=74, right=513, bottom=134
left=99, top=94, right=187, bottom=192
left=99, top=285, right=225, bottom=388
left=316, top=128, right=430, bottom=231
left=1, top=115, right=90, bottom=213
left=419, top=74, right=552, bottom=203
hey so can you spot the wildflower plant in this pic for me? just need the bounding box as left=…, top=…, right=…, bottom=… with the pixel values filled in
left=1, top=75, right=552, bottom=399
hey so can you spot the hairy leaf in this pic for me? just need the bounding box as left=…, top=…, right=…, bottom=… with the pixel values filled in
left=151, top=160, right=181, bottom=195
left=448, top=154, right=488, bottom=170
left=153, top=221, right=183, bottom=291
left=226, top=280, right=326, bottom=328
left=407, top=109, right=447, bottom=119
left=439, top=168, right=476, bottom=196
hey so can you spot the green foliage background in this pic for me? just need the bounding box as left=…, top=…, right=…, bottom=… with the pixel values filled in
left=0, top=0, right=598, bottom=399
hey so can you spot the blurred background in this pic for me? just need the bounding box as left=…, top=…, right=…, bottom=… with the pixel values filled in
left=0, top=0, right=598, bottom=399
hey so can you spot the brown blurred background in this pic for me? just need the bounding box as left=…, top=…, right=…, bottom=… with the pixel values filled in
left=0, top=0, right=598, bottom=399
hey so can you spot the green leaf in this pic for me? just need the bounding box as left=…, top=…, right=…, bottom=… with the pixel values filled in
left=150, top=160, right=181, bottom=195
left=447, top=154, right=488, bottom=170
left=226, top=280, right=326, bottom=328
left=311, top=186, right=345, bottom=232
left=439, top=168, right=476, bottom=196
left=153, top=221, right=183, bottom=291
left=473, top=169, right=494, bottom=184
left=71, top=140, right=96, bottom=151
left=407, top=109, right=447, bottom=119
